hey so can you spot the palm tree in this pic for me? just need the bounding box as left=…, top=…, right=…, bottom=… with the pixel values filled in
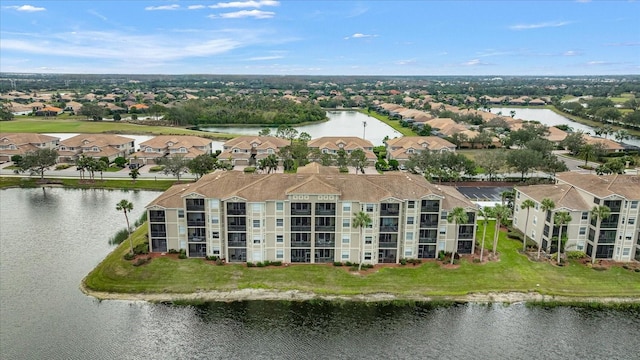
left=538, top=198, right=555, bottom=259
left=116, top=199, right=134, bottom=255
left=352, top=211, right=372, bottom=271
left=477, top=207, right=491, bottom=262
left=578, top=144, right=596, bottom=167
left=492, top=204, right=511, bottom=257
left=447, top=207, right=469, bottom=265
left=553, top=211, right=572, bottom=265
left=520, top=199, right=536, bottom=252
left=590, top=205, right=611, bottom=264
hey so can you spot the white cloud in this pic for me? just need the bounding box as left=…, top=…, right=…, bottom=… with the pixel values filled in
left=344, top=33, right=377, bottom=40
left=7, top=5, right=46, bottom=12
left=464, top=59, right=481, bottom=66
left=188, top=5, right=206, bottom=10
left=219, top=10, right=275, bottom=18
left=144, top=4, right=180, bottom=11
left=509, top=21, right=571, bottom=30
left=88, top=10, right=107, bottom=21
left=563, top=50, right=581, bottom=56
left=394, top=59, right=416, bottom=65
left=246, top=55, right=284, bottom=61
left=604, top=41, right=640, bottom=47
left=209, top=1, right=279, bottom=9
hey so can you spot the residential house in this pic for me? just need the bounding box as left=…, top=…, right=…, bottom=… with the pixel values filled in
left=34, top=106, right=63, bottom=116
left=307, top=137, right=377, bottom=165
left=0, top=133, right=60, bottom=162
left=131, top=135, right=214, bottom=166
left=513, top=172, right=640, bottom=262
left=385, top=136, right=456, bottom=164
left=583, top=135, right=625, bottom=153
left=219, top=136, right=290, bottom=166
left=145, top=167, right=477, bottom=262
left=57, top=134, right=135, bottom=163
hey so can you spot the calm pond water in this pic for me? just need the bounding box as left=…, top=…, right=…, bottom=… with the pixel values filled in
left=1, top=188, right=639, bottom=359
left=202, top=111, right=403, bottom=146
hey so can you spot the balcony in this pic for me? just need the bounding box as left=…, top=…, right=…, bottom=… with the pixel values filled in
left=600, top=221, right=619, bottom=229
left=418, top=236, right=437, bottom=244
left=315, top=209, right=336, bottom=215
left=226, top=209, right=246, bottom=216
left=291, top=241, right=312, bottom=248
left=421, top=201, right=440, bottom=213
left=150, top=231, right=166, bottom=237
left=379, top=225, right=398, bottom=233
left=291, top=225, right=311, bottom=232
left=380, top=204, right=400, bottom=216
left=187, top=220, right=205, bottom=227
left=458, top=232, right=474, bottom=240
left=188, top=236, right=206, bottom=242
left=315, top=240, right=335, bottom=248
left=228, top=225, right=246, bottom=231
left=149, top=216, right=165, bottom=223
left=420, top=220, right=438, bottom=228
left=379, top=241, right=397, bottom=248
left=315, top=225, right=335, bottom=232
left=227, top=241, right=247, bottom=247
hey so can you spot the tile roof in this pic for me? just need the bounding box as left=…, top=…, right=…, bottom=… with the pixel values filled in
left=555, top=172, right=640, bottom=200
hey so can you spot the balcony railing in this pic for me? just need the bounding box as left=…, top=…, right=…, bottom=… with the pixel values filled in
left=226, top=209, right=246, bottom=215
left=188, top=236, right=206, bottom=242
left=315, top=225, right=335, bottom=232
left=150, top=231, right=166, bottom=237
left=379, top=241, right=397, bottom=248
left=315, top=209, right=336, bottom=215
left=458, top=233, right=474, bottom=240
left=380, top=209, right=399, bottom=216
left=600, top=221, right=619, bottom=228
left=315, top=241, right=335, bottom=248
left=291, top=209, right=311, bottom=215
left=149, top=216, right=165, bottom=223
left=291, top=225, right=311, bottom=231
left=228, top=225, right=246, bottom=231
left=379, top=225, right=398, bottom=232
left=291, top=241, right=312, bottom=248
left=228, top=241, right=247, bottom=247
left=418, top=236, right=437, bottom=244
left=421, top=205, right=439, bottom=213
left=420, top=221, right=438, bottom=228
left=187, top=220, right=205, bottom=227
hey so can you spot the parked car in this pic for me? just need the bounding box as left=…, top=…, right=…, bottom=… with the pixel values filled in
left=128, top=163, right=144, bottom=170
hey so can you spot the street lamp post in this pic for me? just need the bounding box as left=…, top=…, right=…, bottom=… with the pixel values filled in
left=362, top=121, right=367, bottom=140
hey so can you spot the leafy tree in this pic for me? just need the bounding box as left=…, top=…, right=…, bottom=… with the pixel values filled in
left=491, top=204, right=510, bottom=257
left=447, top=207, right=468, bottom=265
left=477, top=207, right=490, bottom=262
left=129, top=168, right=140, bottom=183
left=349, top=149, right=368, bottom=174
left=79, top=103, right=106, bottom=121
left=538, top=198, right=555, bottom=259
left=336, top=148, right=348, bottom=170
left=276, top=124, right=299, bottom=144
left=578, top=143, right=604, bottom=166
left=613, top=129, right=630, bottom=142
left=188, top=154, right=217, bottom=179
left=504, top=123, right=549, bottom=148
left=113, top=113, right=121, bottom=121
left=476, top=150, right=506, bottom=181
left=506, top=149, right=543, bottom=180
left=560, top=131, right=586, bottom=155
left=590, top=205, right=611, bottom=264
left=352, top=211, right=372, bottom=271
left=258, top=128, right=272, bottom=136
left=157, top=155, right=190, bottom=181
left=10, top=154, right=23, bottom=164
left=472, top=131, right=493, bottom=149
left=388, top=159, right=399, bottom=171
left=541, top=155, right=569, bottom=177
left=0, top=103, right=14, bottom=121
left=449, top=132, right=468, bottom=148
left=553, top=212, right=572, bottom=265
left=116, top=199, right=135, bottom=255
left=18, top=148, right=58, bottom=179
left=524, top=138, right=554, bottom=158
left=114, top=156, right=127, bottom=168
left=520, top=199, right=536, bottom=252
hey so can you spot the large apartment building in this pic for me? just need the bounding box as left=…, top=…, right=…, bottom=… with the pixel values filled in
left=145, top=166, right=477, bottom=264
left=513, top=172, right=640, bottom=262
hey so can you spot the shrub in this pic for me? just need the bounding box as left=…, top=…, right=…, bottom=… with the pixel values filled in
left=108, top=228, right=129, bottom=245
left=178, top=253, right=187, bottom=259
left=400, top=258, right=407, bottom=265
left=243, top=167, right=256, bottom=173
left=132, top=257, right=150, bottom=267
left=216, top=258, right=224, bottom=266
left=256, top=261, right=265, bottom=267
left=339, top=166, right=349, bottom=173
left=206, top=255, right=219, bottom=261
left=168, top=249, right=179, bottom=254
left=473, top=258, right=481, bottom=263
left=566, top=251, right=587, bottom=260
left=345, top=261, right=353, bottom=267
left=123, top=252, right=135, bottom=261
left=133, top=243, right=149, bottom=255
left=246, top=262, right=255, bottom=267
left=271, top=261, right=282, bottom=266
left=438, top=250, right=447, bottom=261
left=11, top=155, right=23, bottom=164
left=114, top=156, right=127, bottom=168
left=262, top=260, right=271, bottom=266
left=333, top=261, right=343, bottom=266
left=149, top=165, right=165, bottom=172
left=55, top=164, right=71, bottom=170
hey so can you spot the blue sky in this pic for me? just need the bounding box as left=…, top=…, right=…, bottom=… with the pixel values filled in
left=1, top=1, right=638, bottom=75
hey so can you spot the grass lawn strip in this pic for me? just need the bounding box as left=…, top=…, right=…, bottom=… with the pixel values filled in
left=82, top=221, right=640, bottom=303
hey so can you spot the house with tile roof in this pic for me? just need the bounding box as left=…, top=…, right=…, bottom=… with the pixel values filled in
left=219, top=136, right=290, bottom=166
left=0, top=133, right=60, bottom=162
left=130, top=135, right=214, bottom=165
left=513, top=172, right=640, bottom=262
left=145, top=166, right=477, bottom=262
left=57, top=134, right=135, bottom=163
left=307, top=137, right=377, bottom=165
left=385, top=136, right=456, bottom=164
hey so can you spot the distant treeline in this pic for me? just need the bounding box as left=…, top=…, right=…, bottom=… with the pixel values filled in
left=163, top=96, right=326, bottom=126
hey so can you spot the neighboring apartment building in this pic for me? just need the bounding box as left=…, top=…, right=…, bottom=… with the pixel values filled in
left=385, top=136, right=456, bottom=163
left=513, top=172, right=640, bottom=262
left=219, top=136, right=290, bottom=166
left=0, top=133, right=60, bottom=162
left=146, top=166, right=477, bottom=264
left=130, top=135, right=213, bottom=165
left=307, top=137, right=377, bottom=165
left=57, top=134, right=135, bottom=163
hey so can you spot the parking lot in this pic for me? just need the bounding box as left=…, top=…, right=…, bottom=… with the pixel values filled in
left=456, top=186, right=514, bottom=202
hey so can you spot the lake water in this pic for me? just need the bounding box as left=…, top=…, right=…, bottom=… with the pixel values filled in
left=1, top=188, right=639, bottom=359
left=202, top=111, right=403, bottom=146
left=491, top=107, right=640, bottom=147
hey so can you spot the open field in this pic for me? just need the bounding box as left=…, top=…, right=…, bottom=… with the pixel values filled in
left=83, top=221, right=640, bottom=300
left=0, top=118, right=237, bottom=139
left=0, top=176, right=177, bottom=191
left=358, top=109, right=417, bottom=136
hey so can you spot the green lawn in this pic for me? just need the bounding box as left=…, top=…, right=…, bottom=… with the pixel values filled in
left=0, top=118, right=237, bottom=139
left=0, top=176, right=178, bottom=191
left=358, top=110, right=417, bottom=136
left=84, top=220, right=640, bottom=298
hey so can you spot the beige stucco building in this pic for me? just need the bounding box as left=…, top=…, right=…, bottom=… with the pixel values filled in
left=146, top=166, right=477, bottom=264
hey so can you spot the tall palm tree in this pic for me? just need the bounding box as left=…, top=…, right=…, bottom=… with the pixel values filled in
left=116, top=199, right=134, bottom=255
left=477, top=207, right=491, bottom=262
left=520, top=199, right=536, bottom=252
left=538, top=198, right=555, bottom=259
left=447, top=207, right=469, bottom=265
left=553, top=211, right=572, bottom=265
left=492, top=204, right=511, bottom=257
left=352, top=210, right=372, bottom=271
left=590, top=205, right=611, bottom=264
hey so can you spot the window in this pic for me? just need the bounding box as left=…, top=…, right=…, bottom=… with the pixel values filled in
left=581, top=212, right=589, bottom=220
left=407, top=216, right=414, bottom=225
left=366, top=204, right=374, bottom=212
left=629, top=218, right=636, bottom=225
left=516, top=192, right=520, bottom=199
left=405, top=250, right=413, bottom=257
left=342, top=235, right=350, bottom=244
left=342, top=202, right=351, bottom=212
left=253, top=220, right=260, bottom=228
left=365, top=236, right=372, bottom=244
left=535, top=203, right=539, bottom=211
left=579, top=227, right=586, bottom=235
left=276, top=202, right=284, bottom=211
left=533, top=216, right=537, bottom=225
left=364, top=252, right=372, bottom=260
left=594, top=198, right=600, bottom=205
left=408, top=201, right=415, bottom=209
left=406, top=232, right=414, bottom=241
left=212, top=232, right=220, bottom=239
left=276, top=235, right=283, bottom=243
left=343, top=219, right=350, bottom=228
left=211, top=216, right=219, bottom=225
left=276, top=249, right=284, bottom=259
left=342, top=251, right=349, bottom=260
left=276, top=218, right=284, bottom=227
left=179, top=225, right=185, bottom=235
left=441, top=211, right=448, bottom=220
left=252, top=203, right=262, bottom=212
left=439, top=226, right=446, bottom=235
left=178, top=210, right=184, bottom=218
left=623, top=248, right=630, bottom=256
left=210, top=199, right=220, bottom=210
left=576, top=242, right=584, bottom=251
left=514, top=218, right=518, bottom=226
left=631, top=201, right=638, bottom=209
left=253, top=236, right=261, bottom=244
left=531, top=230, right=536, bottom=239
